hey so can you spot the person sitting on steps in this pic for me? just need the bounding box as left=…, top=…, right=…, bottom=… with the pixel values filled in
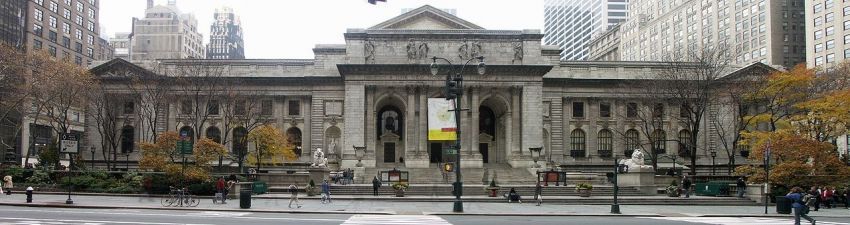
left=504, top=187, right=522, bottom=203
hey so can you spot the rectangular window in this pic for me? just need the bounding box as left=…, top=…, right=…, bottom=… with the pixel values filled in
left=62, top=22, right=70, bottom=34
left=845, top=7, right=850, bottom=16
left=827, top=26, right=835, bottom=36
left=87, top=35, right=93, bottom=45
left=76, top=1, right=83, bottom=12
left=33, top=24, right=42, bottom=36
left=34, top=9, right=43, bottom=21
left=75, top=29, right=81, bottom=39
left=626, top=102, right=637, bottom=118
left=64, top=0, right=70, bottom=5
left=816, top=56, right=824, bottom=66
left=33, top=39, right=42, bottom=49
left=261, top=100, right=273, bottom=115
left=88, top=8, right=95, bottom=19
left=48, top=46, right=56, bottom=56
left=49, top=1, right=57, bottom=12
left=653, top=103, right=664, bottom=118
left=599, top=102, right=611, bottom=118
left=181, top=100, right=192, bottom=115
left=86, top=47, right=92, bottom=57
left=816, top=43, right=824, bottom=53
left=208, top=100, right=219, bottom=115
left=815, top=17, right=823, bottom=26
left=49, top=16, right=56, bottom=28
left=63, top=8, right=70, bottom=19
left=572, top=102, right=584, bottom=118
left=61, top=36, right=69, bottom=47
left=48, top=31, right=57, bottom=42
left=827, top=53, right=836, bottom=63
left=35, top=0, right=43, bottom=5
left=234, top=101, right=246, bottom=115
left=288, top=100, right=300, bottom=116
left=74, top=42, right=81, bottom=52
left=815, top=30, right=824, bottom=40
left=845, top=35, right=850, bottom=44
left=845, top=49, right=850, bottom=59
left=123, top=102, right=134, bottom=114
left=827, top=40, right=836, bottom=50
left=87, top=21, right=94, bottom=32
left=76, top=15, right=82, bottom=25
left=827, top=13, right=835, bottom=23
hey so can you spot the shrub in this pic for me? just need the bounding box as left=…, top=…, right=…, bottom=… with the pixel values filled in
left=575, top=183, right=593, bottom=190
left=188, top=182, right=215, bottom=196
left=392, top=183, right=408, bottom=190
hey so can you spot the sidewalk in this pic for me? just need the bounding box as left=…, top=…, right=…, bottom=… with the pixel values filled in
left=1, top=193, right=848, bottom=218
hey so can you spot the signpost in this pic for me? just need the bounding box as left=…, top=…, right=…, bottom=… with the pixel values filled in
left=60, top=133, right=78, bottom=204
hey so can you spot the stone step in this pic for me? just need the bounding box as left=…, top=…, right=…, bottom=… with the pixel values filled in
left=269, top=185, right=647, bottom=196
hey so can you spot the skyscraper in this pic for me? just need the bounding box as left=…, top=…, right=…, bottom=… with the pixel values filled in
left=0, top=0, right=26, bottom=48
left=619, top=0, right=805, bottom=68
left=806, top=0, right=847, bottom=68
left=131, top=0, right=204, bottom=60
left=206, top=6, right=244, bottom=59
left=23, top=0, right=107, bottom=65
left=544, top=0, right=629, bottom=60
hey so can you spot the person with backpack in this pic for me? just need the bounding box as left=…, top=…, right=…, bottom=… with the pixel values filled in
left=809, top=186, right=822, bottom=211
left=786, top=186, right=816, bottom=225
left=288, top=183, right=302, bottom=208
left=321, top=180, right=332, bottom=204
left=534, top=182, right=543, bottom=206
left=736, top=177, right=747, bottom=198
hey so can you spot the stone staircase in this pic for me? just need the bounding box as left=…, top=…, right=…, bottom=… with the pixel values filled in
left=303, top=184, right=647, bottom=197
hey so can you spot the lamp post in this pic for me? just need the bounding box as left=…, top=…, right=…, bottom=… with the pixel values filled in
left=353, top=146, right=366, bottom=167
left=430, top=55, right=486, bottom=213
left=612, top=156, right=626, bottom=214
left=125, top=153, right=130, bottom=171
left=529, top=147, right=542, bottom=168
left=710, top=151, right=717, bottom=175
left=89, top=146, right=95, bottom=169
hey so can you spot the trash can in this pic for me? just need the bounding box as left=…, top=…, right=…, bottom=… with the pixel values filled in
left=252, top=181, right=267, bottom=194
left=775, top=196, right=792, bottom=214
left=239, top=182, right=253, bottom=209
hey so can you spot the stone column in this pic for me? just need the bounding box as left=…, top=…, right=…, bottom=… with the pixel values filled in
left=521, top=85, right=544, bottom=167
left=419, top=86, right=428, bottom=159
left=366, top=86, right=377, bottom=167
left=342, top=84, right=369, bottom=169
left=303, top=97, right=312, bottom=159
left=470, top=86, right=480, bottom=158
left=511, top=86, right=522, bottom=157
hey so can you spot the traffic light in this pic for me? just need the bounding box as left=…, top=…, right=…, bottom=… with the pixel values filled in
left=445, top=79, right=458, bottom=100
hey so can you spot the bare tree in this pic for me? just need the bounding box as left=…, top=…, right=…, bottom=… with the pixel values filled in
left=611, top=93, right=668, bottom=170
left=220, top=90, right=270, bottom=172
left=125, top=61, right=172, bottom=143
left=169, top=59, right=230, bottom=141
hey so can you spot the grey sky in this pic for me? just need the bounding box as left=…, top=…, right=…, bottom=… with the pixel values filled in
left=100, top=0, right=544, bottom=59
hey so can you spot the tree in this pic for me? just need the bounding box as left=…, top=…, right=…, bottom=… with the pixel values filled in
left=86, top=82, right=131, bottom=170
left=125, top=61, right=172, bottom=143
left=170, top=59, right=230, bottom=141
left=743, top=65, right=814, bottom=132
left=735, top=132, right=850, bottom=187
left=246, top=125, right=296, bottom=172
left=138, top=131, right=226, bottom=182
left=217, top=89, right=269, bottom=172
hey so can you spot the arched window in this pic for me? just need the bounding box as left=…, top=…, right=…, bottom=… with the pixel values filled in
left=377, top=106, right=403, bottom=138
left=651, top=129, right=667, bottom=154
left=286, top=127, right=302, bottom=156
left=120, top=125, right=134, bottom=153
left=206, top=126, right=221, bottom=144
left=625, top=129, right=639, bottom=156
left=570, top=129, right=586, bottom=158
left=232, top=127, right=247, bottom=156
left=479, top=106, right=496, bottom=136
left=597, top=129, right=613, bottom=158
left=678, top=130, right=691, bottom=157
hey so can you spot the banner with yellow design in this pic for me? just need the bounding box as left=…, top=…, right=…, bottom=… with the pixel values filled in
left=428, top=98, right=457, bottom=141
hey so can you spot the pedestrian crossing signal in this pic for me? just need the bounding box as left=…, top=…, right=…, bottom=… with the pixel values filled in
left=443, top=163, right=453, bottom=172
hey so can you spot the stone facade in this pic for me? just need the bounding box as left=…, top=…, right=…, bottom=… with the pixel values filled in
left=85, top=5, right=765, bottom=173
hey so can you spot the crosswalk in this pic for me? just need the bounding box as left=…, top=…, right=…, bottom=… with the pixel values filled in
left=642, top=217, right=850, bottom=225
left=341, top=215, right=452, bottom=225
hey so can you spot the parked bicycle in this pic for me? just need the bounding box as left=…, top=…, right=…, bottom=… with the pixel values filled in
left=161, top=186, right=199, bottom=207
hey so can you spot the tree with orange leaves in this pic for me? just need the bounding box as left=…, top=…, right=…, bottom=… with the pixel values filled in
left=138, top=131, right=226, bottom=182
left=247, top=125, right=296, bottom=172
left=735, top=132, right=850, bottom=187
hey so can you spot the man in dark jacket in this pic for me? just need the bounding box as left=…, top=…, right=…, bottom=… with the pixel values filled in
left=681, top=175, right=692, bottom=198
left=372, top=176, right=381, bottom=196
left=786, top=187, right=816, bottom=225
left=736, top=177, right=747, bottom=198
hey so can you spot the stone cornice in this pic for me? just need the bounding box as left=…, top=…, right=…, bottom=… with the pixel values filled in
left=337, top=64, right=553, bottom=77
left=345, top=30, right=543, bottom=40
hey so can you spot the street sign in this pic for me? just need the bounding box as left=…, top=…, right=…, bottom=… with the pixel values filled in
left=60, top=133, right=78, bottom=154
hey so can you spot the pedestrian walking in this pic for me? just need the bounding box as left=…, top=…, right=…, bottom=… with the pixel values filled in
left=736, top=177, right=747, bottom=198
left=215, top=177, right=226, bottom=203
left=288, top=183, right=302, bottom=208
left=3, top=175, right=13, bottom=195
left=787, top=186, right=816, bottom=225
left=681, top=175, right=692, bottom=198
left=372, top=176, right=381, bottom=196
left=534, top=182, right=543, bottom=206
left=822, top=187, right=834, bottom=209
left=844, top=186, right=850, bottom=209
left=321, top=180, right=332, bottom=204
left=809, top=187, right=821, bottom=211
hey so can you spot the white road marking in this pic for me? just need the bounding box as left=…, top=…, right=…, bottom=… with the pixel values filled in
left=642, top=217, right=850, bottom=225
left=0, top=217, right=211, bottom=225
left=0, top=208, right=347, bottom=222
left=186, top=211, right=252, bottom=217
left=341, top=215, right=452, bottom=225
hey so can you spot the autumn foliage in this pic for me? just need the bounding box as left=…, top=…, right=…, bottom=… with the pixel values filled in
left=138, top=131, right=226, bottom=182
left=246, top=125, right=296, bottom=169
left=735, top=132, right=850, bottom=187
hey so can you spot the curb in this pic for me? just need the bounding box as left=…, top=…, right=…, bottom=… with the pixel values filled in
left=0, top=202, right=394, bottom=215
left=698, top=214, right=850, bottom=218
left=424, top=212, right=663, bottom=217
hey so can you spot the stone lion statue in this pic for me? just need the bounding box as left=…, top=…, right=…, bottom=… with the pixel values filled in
left=620, top=149, right=653, bottom=171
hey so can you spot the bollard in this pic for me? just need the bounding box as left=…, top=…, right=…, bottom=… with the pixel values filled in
left=25, top=187, right=33, bottom=203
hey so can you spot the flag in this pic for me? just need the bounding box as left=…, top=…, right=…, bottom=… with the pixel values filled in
left=368, top=0, right=386, bottom=5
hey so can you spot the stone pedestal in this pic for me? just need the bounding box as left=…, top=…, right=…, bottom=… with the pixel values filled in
left=352, top=167, right=367, bottom=184
left=308, top=167, right=331, bottom=184
left=617, top=166, right=656, bottom=195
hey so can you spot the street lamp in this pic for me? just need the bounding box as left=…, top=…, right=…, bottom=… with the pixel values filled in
left=710, top=151, right=717, bottom=175
left=529, top=147, right=542, bottom=168
left=353, top=145, right=366, bottom=167
left=124, top=152, right=130, bottom=171
left=89, top=146, right=95, bottom=169
left=612, top=156, right=627, bottom=214
left=430, top=55, right=486, bottom=213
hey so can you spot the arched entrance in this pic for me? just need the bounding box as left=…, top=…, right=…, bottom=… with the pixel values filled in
left=232, top=127, right=248, bottom=157
left=479, top=95, right=509, bottom=164
left=206, top=126, right=221, bottom=144
left=286, top=127, right=302, bottom=157
left=375, top=94, right=405, bottom=166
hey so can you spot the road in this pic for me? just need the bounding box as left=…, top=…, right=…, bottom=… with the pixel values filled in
left=0, top=206, right=848, bottom=225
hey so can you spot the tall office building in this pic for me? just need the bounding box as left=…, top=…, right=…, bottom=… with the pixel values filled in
left=24, top=0, right=108, bottom=65
left=131, top=0, right=204, bottom=60
left=206, top=7, right=244, bottom=59
left=620, top=0, right=805, bottom=68
left=109, top=32, right=131, bottom=60
left=0, top=0, right=26, bottom=48
left=806, top=0, right=849, bottom=68
left=544, top=0, right=629, bottom=60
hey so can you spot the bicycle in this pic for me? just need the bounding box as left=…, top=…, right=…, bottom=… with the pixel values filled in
left=161, top=186, right=200, bottom=207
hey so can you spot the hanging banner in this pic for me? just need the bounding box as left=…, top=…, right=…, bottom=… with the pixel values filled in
left=428, top=98, right=457, bottom=141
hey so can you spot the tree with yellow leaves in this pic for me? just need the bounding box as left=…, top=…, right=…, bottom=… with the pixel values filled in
left=247, top=125, right=296, bottom=172
left=735, top=132, right=850, bottom=187
left=138, top=131, right=226, bottom=182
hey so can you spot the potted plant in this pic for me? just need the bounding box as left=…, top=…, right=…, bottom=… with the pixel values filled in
left=666, top=180, right=680, bottom=197
left=575, top=183, right=593, bottom=197
left=392, top=183, right=408, bottom=197
left=306, top=179, right=317, bottom=196
left=485, top=178, right=500, bottom=197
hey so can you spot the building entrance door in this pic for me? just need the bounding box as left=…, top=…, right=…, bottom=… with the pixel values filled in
left=384, top=142, right=395, bottom=163
left=429, top=143, right=442, bottom=163
left=480, top=143, right=489, bottom=163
